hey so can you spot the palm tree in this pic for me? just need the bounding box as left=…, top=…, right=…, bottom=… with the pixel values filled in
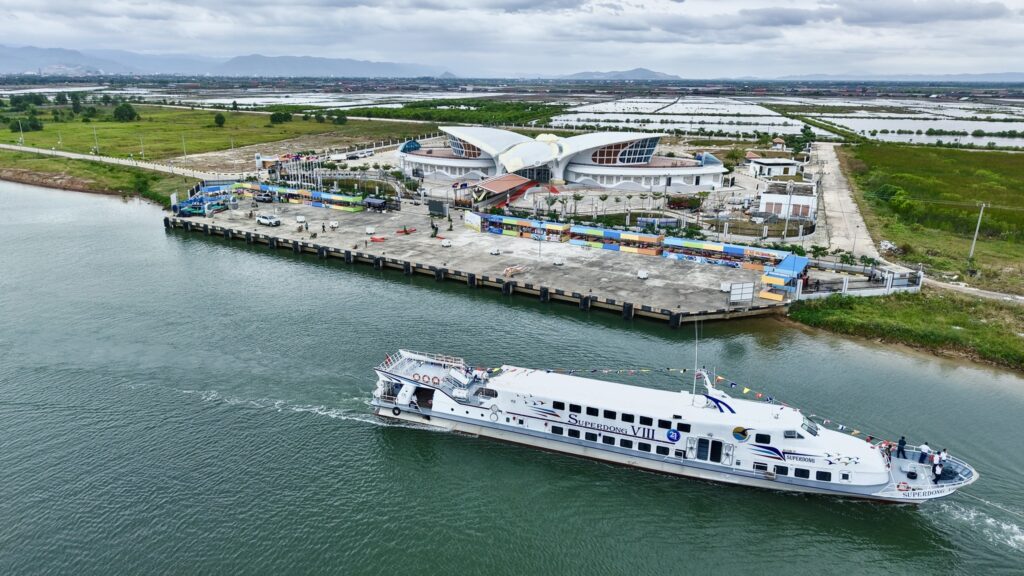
left=652, top=192, right=664, bottom=210
left=639, top=193, right=649, bottom=211
left=572, top=193, right=584, bottom=214
left=599, top=194, right=609, bottom=215
left=625, top=194, right=633, bottom=210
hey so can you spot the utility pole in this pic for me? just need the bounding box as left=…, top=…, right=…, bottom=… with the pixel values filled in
left=92, top=126, right=99, bottom=154
left=17, top=120, right=24, bottom=145
left=968, top=203, right=988, bottom=261
left=140, top=136, right=145, bottom=160
left=181, top=135, right=187, bottom=164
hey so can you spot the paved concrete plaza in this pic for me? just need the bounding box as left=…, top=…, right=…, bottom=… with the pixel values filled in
left=198, top=201, right=779, bottom=315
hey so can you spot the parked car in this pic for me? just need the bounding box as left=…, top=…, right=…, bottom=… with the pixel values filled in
left=254, top=192, right=274, bottom=203
left=256, top=214, right=281, bottom=226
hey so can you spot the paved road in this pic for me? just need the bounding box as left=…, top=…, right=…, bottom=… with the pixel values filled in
left=806, top=141, right=880, bottom=259
left=0, top=143, right=251, bottom=181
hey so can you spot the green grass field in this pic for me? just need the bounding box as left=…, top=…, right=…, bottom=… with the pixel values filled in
left=838, top=143, right=1024, bottom=295
left=789, top=291, right=1024, bottom=372
left=0, top=149, right=197, bottom=206
left=3, top=105, right=437, bottom=160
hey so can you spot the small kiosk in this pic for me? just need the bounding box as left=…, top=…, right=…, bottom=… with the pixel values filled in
left=759, top=254, right=809, bottom=301
left=569, top=226, right=663, bottom=255
left=662, top=238, right=788, bottom=270
left=484, top=215, right=570, bottom=242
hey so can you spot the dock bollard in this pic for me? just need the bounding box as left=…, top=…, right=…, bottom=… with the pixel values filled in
left=539, top=286, right=550, bottom=302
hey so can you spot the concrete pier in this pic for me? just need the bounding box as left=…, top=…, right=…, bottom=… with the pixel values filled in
left=164, top=204, right=787, bottom=326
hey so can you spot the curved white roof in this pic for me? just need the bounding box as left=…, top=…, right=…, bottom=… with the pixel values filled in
left=557, top=132, right=665, bottom=159
left=498, top=140, right=560, bottom=173
left=440, top=126, right=533, bottom=158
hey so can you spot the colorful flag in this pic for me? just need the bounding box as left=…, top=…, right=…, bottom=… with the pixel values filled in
left=743, top=387, right=750, bottom=394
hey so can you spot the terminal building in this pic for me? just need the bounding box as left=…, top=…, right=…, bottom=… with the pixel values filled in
left=398, top=127, right=725, bottom=191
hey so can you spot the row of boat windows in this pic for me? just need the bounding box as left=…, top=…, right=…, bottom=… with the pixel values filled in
left=550, top=426, right=680, bottom=456
left=752, top=462, right=847, bottom=482
left=551, top=401, right=692, bottom=433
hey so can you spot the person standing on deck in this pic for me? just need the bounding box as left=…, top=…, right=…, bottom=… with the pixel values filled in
left=918, top=441, right=931, bottom=464
left=940, top=448, right=949, bottom=465
left=933, top=463, right=943, bottom=484
left=896, top=436, right=907, bottom=459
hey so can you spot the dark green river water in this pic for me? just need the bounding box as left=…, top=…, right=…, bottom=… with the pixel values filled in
left=1, top=182, right=1022, bottom=575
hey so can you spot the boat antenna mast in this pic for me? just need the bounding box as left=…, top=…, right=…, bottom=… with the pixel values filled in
left=691, top=321, right=700, bottom=399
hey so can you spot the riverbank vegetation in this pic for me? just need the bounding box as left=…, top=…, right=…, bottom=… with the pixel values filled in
left=789, top=291, right=1024, bottom=372
left=837, top=143, right=1024, bottom=295
left=0, top=150, right=196, bottom=206
left=342, top=99, right=568, bottom=125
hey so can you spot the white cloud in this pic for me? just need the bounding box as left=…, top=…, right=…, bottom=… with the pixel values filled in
left=1, top=0, right=1021, bottom=76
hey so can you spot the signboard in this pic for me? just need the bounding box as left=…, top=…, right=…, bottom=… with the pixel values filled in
left=428, top=200, right=448, bottom=217
left=729, top=282, right=755, bottom=304
left=169, top=192, right=178, bottom=207
left=464, top=211, right=482, bottom=232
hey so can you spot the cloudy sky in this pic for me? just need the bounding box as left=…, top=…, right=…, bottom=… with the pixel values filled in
left=4, top=0, right=1023, bottom=77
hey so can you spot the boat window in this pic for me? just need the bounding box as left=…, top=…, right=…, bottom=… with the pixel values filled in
left=657, top=419, right=672, bottom=429
left=586, top=407, right=599, bottom=417
left=753, top=462, right=768, bottom=472
left=794, top=468, right=810, bottom=479
left=621, top=413, right=635, bottom=423
left=475, top=388, right=498, bottom=398
left=656, top=446, right=670, bottom=456
left=553, top=401, right=565, bottom=410
left=603, top=409, right=616, bottom=419
left=709, top=440, right=723, bottom=463
left=801, top=418, right=819, bottom=437
left=569, top=404, right=582, bottom=414
left=696, top=438, right=710, bottom=460
left=568, top=429, right=580, bottom=438
left=840, top=472, right=851, bottom=481
left=619, top=439, right=633, bottom=449
left=774, top=465, right=789, bottom=476
left=676, top=422, right=691, bottom=433
left=784, top=430, right=805, bottom=439
left=755, top=433, right=771, bottom=444
left=674, top=449, right=685, bottom=458
left=585, top=432, right=598, bottom=442
left=638, top=442, right=652, bottom=452
left=602, top=436, right=616, bottom=445
left=639, top=416, right=654, bottom=426
left=551, top=426, right=564, bottom=435
left=816, top=471, right=832, bottom=482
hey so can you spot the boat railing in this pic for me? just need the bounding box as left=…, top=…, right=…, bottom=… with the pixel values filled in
left=895, top=448, right=977, bottom=488
left=378, top=349, right=466, bottom=371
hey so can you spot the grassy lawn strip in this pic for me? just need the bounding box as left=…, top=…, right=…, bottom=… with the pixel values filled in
left=342, top=99, right=568, bottom=125
left=4, top=105, right=438, bottom=160
left=789, top=291, right=1024, bottom=372
left=836, top=143, right=1024, bottom=295
left=0, top=150, right=197, bottom=206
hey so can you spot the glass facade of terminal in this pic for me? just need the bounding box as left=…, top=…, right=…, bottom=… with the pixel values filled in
left=590, top=137, right=659, bottom=165
left=448, top=136, right=483, bottom=158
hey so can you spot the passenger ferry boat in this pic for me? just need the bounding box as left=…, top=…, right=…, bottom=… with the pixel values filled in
left=371, top=350, right=979, bottom=503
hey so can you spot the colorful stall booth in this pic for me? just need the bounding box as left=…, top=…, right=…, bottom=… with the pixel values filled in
left=662, top=238, right=788, bottom=271
left=484, top=214, right=570, bottom=242
left=228, top=182, right=365, bottom=212
left=759, top=254, right=810, bottom=302
left=569, top=226, right=663, bottom=255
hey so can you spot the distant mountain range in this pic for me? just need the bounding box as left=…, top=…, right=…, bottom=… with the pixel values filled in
left=0, top=45, right=452, bottom=78
left=559, top=68, right=682, bottom=81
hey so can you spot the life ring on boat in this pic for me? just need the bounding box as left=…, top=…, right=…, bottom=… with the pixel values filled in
left=897, top=482, right=910, bottom=492
left=412, top=374, right=420, bottom=381
left=490, top=413, right=498, bottom=422
left=421, top=374, right=430, bottom=383
left=392, top=407, right=401, bottom=417
left=431, top=376, right=441, bottom=385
